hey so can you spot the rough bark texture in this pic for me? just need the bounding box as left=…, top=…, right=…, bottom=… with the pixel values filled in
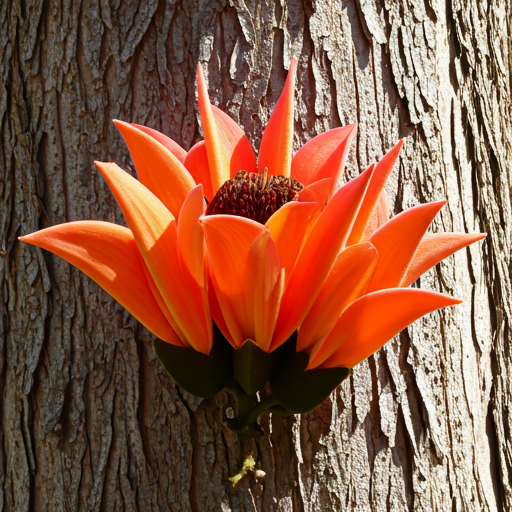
left=1, top=0, right=510, bottom=510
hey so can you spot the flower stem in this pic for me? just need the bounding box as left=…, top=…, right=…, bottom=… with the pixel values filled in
left=224, top=383, right=280, bottom=433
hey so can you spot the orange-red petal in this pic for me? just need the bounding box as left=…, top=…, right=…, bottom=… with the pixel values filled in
left=265, top=201, right=318, bottom=287
left=298, top=178, right=334, bottom=210
left=366, top=200, right=446, bottom=293
left=196, top=64, right=230, bottom=193
left=347, top=140, right=403, bottom=245
left=297, top=242, right=378, bottom=351
left=271, top=165, right=374, bottom=350
left=178, top=185, right=207, bottom=288
left=308, top=288, right=462, bottom=369
left=258, top=57, right=297, bottom=177
left=95, top=161, right=212, bottom=354
left=113, top=120, right=195, bottom=219
left=362, top=189, right=391, bottom=240
left=211, top=105, right=257, bottom=177
left=131, top=123, right=187, bottom=163
left=183, top=141, right=214, bottom=202
left=401, top=232, right=487, bottom=287
left=19, top=221, right=181, bottom=345
left=291, top=124, right=357, bottom=194
left=200, top=215, right=267, bottom=348
left=247, top=231, right=284, bottom=352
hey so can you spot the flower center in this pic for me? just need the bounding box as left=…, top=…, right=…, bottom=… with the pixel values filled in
left=206, top=170, right=304, bottom=224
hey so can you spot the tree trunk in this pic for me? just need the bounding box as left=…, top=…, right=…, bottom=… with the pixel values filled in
left=2, top=0, right=510, bottom=510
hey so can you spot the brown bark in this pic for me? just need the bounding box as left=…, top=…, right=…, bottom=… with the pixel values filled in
left=1, top=0, right=510, bottom=510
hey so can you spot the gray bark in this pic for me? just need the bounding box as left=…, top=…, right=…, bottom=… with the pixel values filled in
left=1, top=0, right=510, bottom=510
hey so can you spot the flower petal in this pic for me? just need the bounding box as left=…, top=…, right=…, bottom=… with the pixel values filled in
left=200, top=214, right=267, bottom=348
left=362, top=189, right=391, bottom=240
left=19, top=221, right=181, bottom=345
left=113, top=120, right=195, bottom=219
left=196, top=63, right=230, bottom=193
left=347, top=140, right=402, bottom=245
left=291, top=124, right=357, bottom=193
left=211, top=105, right=257, bottom=177
left=95, top=161, right=212, bottom=354
left=401, top=232, right=487, bottom=287
left=265, top=201, right=318, bottom=287
left=247, top=231, right=284, bottom=352
left=366, top=200, right=446, bottom=293
left=178, top=185, right=207, bottom=288
left=297, top=242, right=378, bottom=351
left=258, top=57, right=297, bottom=177
left=183, top=141, right=214, bottom=202
left=308, top=289, right=462, bottom=369
left=298, top=178, right=334, bottom=210
left=271, top=165, right=374, bottom=350
left=131, top=123, right=187, bottom=163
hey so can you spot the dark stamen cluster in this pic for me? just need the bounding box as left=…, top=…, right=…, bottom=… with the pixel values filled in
left=206, top=170, right=304, bottom=224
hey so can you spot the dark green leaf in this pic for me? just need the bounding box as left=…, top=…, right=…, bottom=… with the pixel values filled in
left=233, top=339, right=286, bottom=395
left=153, top=325, right=233, bottom=398
left=270, top=345, right=351, bottom=414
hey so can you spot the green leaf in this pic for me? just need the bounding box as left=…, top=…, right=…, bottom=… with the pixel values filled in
left=270, top=343, right=351, bottom=414
left=233, top=339, right=286, bottom=395
left=153, top=324, right=233, bottom=398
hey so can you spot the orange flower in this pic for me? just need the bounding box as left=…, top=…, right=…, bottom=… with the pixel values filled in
left=20, top=58, right=485, bottom=417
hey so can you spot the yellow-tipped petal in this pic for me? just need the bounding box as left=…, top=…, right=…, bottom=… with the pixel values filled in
left=19, top=221, right=181, bottom=345
left=258, top=57, right=297, bottom=177
left=113, top=120, right=195, bottom=219
left=297, top=242, right=378, bottom=351
left=196, top=63, right=230, bottom=193
left=308, top=289, right=462, bottom=369
left=271, top=165, right=374, bottom=350
left=95, top=161, right=212, bottom=354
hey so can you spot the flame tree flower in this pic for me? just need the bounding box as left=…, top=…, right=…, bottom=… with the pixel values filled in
left=20, top=58, right=486, bottom=433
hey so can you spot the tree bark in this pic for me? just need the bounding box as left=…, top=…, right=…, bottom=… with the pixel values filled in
left=1, top=0, right=509, bottom=510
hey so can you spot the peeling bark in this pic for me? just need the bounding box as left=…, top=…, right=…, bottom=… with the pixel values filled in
left=1, top=0, right=509, bottom=510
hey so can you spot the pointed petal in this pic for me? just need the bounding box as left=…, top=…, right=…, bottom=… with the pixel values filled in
left=19, top=221, right=181, bottom=345
left=362, top=189, right=390, bottom=240
left=271, top=165, right=374, bottom=350
left=347, top=140, right=402, bottom=245
left=207, top=270, right=235, bottom=347
left=178, top=185, right=207, bottom=287
left=95, top=161, right=212, bottom=354
left=211, top=105, right=257, bottom=177
left=200, top=215, right=267, bottom=348
left=113, top=120, right=195, bottom=219
left=401, top=232, right=487, bottom=287
left=308, top=288, right=461, bottom=369
left=297, top=242, right=378, bottom=351
left=183, top=141, right=214, bottom=202
left=298, top=178, right=333, bottom=210
left=247, top=231, right=285, bottom=352
left=265, top=201, right=318, bottom=287
left=140, top=261, right=190, bottom=347
left=291, top=124, right=357, bottom=193
left=366, top=200, right=446, bottom=293
left=258, top=57, right=297, bottom=177
left=131, top=123, right=187, bottom=163
left=196, top=63, right=230, bottom=193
